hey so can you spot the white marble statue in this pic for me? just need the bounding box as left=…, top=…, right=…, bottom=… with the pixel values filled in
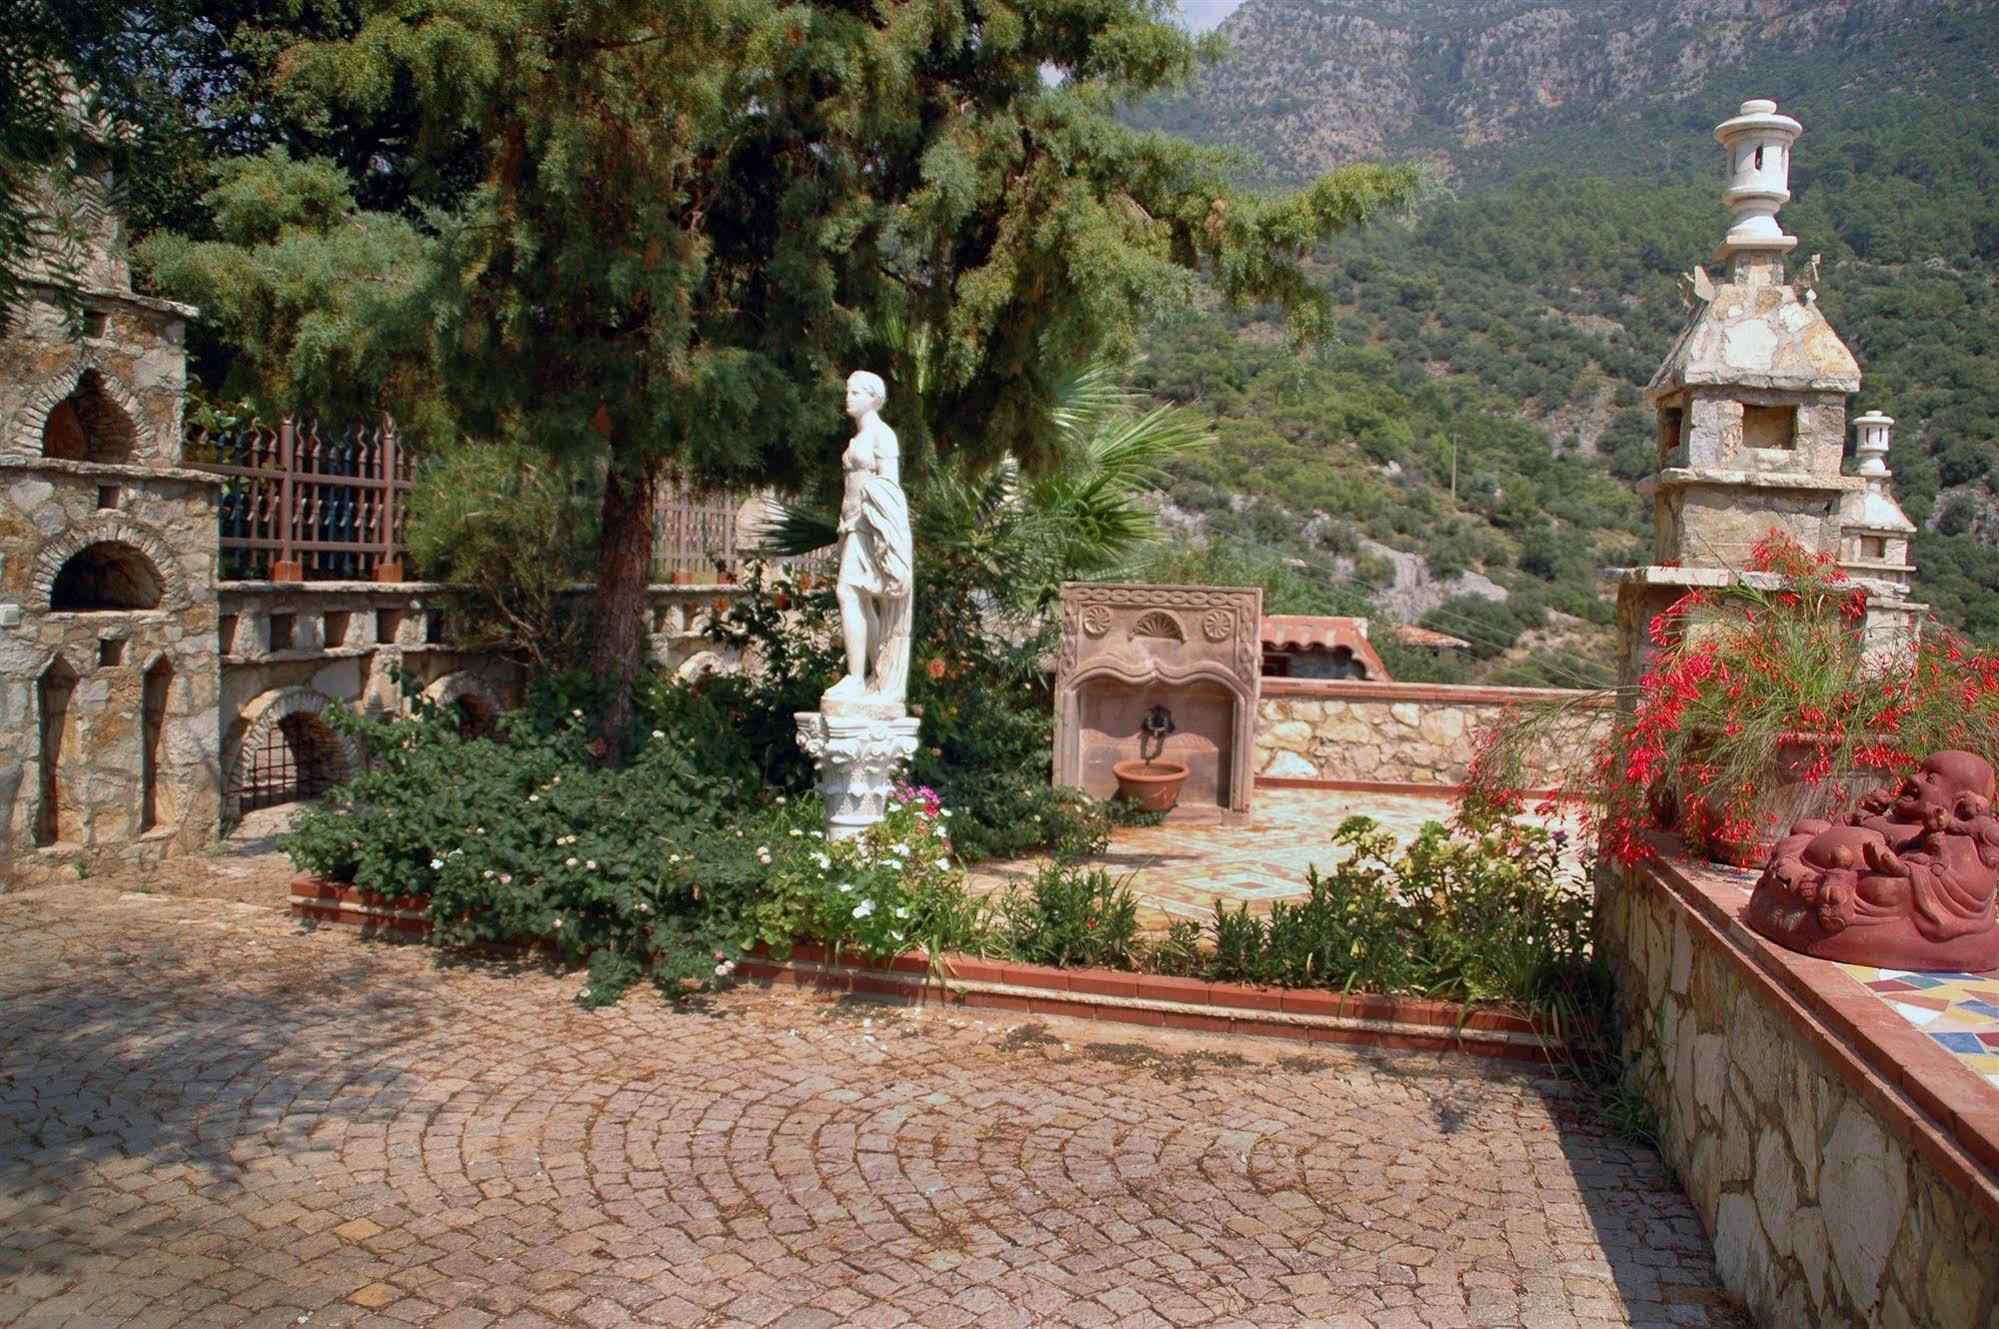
left=823, top=370, right=913, bottom=708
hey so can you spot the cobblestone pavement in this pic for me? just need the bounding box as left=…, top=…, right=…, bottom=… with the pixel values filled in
left=0, top=882, right=1748, bottom=1329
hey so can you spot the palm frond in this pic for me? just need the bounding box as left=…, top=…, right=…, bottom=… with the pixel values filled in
left=756, top=497, right=839, bottom=558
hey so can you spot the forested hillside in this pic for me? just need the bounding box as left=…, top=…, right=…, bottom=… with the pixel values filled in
left=1131, top=0, right=1999, bottom=680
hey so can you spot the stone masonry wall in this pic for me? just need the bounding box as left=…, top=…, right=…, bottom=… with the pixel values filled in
left=1600, top=865, right=1999, bottom=1328
left=1254, top=679, right=1610, bottom=787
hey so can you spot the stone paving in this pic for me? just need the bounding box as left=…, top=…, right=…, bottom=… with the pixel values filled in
left=969, top=788, right=1586, bottom=931
left=0, top=876, right=1749, bottom=1328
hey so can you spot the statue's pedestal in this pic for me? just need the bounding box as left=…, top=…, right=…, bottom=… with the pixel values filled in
left=795, top=705, right=922, bottom=841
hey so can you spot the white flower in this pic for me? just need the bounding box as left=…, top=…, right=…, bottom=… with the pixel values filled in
left=812, top=853, right=830, bottom=868
left=475, top=827, right=485, bottom=836
left=757, top=845, right=769, bottom=855
left=789, top=828, right=803, bottom=838
left=651, top=729, right=664, bottom=740
left=894, top=906, right=910, bottom=920
left=553, top=917, right=563, bottom=929
left=430, top=858, right=444, bottom=870
left=669, top=854, right=681, bottom=864
left=811, top=831, right=824, bottom=839
left=941, top=809, right=953, bottom=818
left=853, top=899, right=876, bottom=919
left=639, top=902, right=651, bottom=913
left=838, top=881, right=854, bottom=893
left=482, top=870, right=494, bottom=880
left=565, top=857, right=579, bottom=867
left=571, top=709, right=584, bottom=719
left=528, top=794, right=539, bottom=803
left=936, top=859, right=950, bottom=870
left=499, top=874, right=512, bottom=884
left=890, top=843, right=910, bottom=858
left=1031, top=815, right=1041, bottom=823
left=775, top=795, right=787, bottom=805
left=585, top=860, right=597, bottom=871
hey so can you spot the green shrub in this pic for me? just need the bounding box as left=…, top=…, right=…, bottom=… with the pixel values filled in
left=282, top=691, right=782, bottom=1004
left=999, top=862, right=1143, bottom=970
left=744, top=782, right=993, bottom=963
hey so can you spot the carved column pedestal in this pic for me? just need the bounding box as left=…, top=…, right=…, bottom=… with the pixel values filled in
left=795, top=707, right=922, bottom=840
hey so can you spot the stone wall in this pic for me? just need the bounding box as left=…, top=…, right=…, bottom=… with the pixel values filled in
left=1602, top=857, right=1999, bottom=1328
left=1254, top=679, right=1610, bottom=788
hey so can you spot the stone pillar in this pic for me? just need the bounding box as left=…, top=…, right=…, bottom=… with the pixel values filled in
left=795, top=707, right=921, bottom=840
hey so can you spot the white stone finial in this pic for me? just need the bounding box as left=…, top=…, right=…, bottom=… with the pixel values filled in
left=1715, top=98, right=1802, bottom=258
left=1853, top=410, right=1895, bottom=478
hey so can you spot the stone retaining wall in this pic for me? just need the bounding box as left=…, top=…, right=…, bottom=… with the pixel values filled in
left=1602, top=854, right=1999, bottom=1328
left=1254, top=679, right=1611, bottom=788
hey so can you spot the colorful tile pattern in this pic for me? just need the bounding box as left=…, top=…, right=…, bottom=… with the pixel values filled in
left=1842, top=962, right=1999, bottom=1092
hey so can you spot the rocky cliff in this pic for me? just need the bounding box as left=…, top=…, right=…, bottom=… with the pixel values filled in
left=1139, top=0, right=1972, bottom=179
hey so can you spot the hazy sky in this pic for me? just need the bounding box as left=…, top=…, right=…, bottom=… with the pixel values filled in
left=1177, top=0, right=1250, bottom=32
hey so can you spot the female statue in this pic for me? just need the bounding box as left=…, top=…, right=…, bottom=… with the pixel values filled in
left=824, top=370, right=913, bottom=706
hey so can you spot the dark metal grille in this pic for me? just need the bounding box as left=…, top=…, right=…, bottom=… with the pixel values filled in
left=239, top=713, right=346, bottom=813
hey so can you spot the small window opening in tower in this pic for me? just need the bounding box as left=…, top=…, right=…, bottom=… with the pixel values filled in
left=41, top=370, right=138, bottom=464
left=1659, top=407, right=1685, bottom=462
left=1754, top=145, right=1765, bottom=170
left=49, top=542, right=165, bottom=611
left=1742, top=404, right=1798, bottom=451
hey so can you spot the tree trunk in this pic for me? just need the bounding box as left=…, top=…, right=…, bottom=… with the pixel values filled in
left=588, top=454, right=662, bottom=744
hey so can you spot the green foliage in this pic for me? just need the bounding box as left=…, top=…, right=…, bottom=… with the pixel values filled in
left=745, top=785, right=992, bottom=964
left=402, top=441, right=600, bottom=670
left=281, top=689, right=781, bottom=1004
left=998, top=864, right=1144, bottom=971
left=1198, top=815, right=1591, bottom=1004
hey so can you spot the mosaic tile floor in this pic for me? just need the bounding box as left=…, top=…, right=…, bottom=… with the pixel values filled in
left=1844, top=964, right=1999, bottom=1090
left=969, top=787, right=1466, bottom=930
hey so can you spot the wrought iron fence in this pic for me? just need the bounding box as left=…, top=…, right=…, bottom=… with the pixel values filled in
left=187, top=416, right=804, bottom=584
left=186, top=416, right=412, bottom=581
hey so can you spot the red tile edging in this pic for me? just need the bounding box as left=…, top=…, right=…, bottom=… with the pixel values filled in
left=1633, top=847, right=1999, bottom=1225
left=289, top=877, right=1559, bottom=1061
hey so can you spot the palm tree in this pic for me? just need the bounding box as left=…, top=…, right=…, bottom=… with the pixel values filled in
left=759, top=361, right=1211, bottom=614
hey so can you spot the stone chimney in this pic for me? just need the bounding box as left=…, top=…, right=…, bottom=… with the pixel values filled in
left=1840, top=410, right=1917, bottom=591
left=1714, top=99, right=1803, bottom=275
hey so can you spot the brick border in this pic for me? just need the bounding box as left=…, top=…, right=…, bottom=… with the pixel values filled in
left=289, top=877, right=1561, bottom=1062
left=1632, top=847, right=1999, bottom=1227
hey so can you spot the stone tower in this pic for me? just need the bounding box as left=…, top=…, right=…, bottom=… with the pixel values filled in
left=1618, top=99, right=1918, bottom=678
left=0, top=85, right=221, bottom=880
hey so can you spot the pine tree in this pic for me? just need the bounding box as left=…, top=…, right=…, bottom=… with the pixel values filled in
left=143, top=0, right=1417, bottom=730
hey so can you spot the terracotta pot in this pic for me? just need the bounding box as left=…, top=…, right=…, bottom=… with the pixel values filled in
left=1690, top=732, right=1859, bottom=868
left=1113, top=759, right=1189, bottom=813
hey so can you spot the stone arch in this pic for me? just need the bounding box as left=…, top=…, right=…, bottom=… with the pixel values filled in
left=10, top=358, right=150, bottom=461
left=422, top=671, right=505, bottom=739
left=41, top=370, right=138, bottom=463
left=49, top=541, right=165, bottom=610
left=675, top=649, right=732, bottom=681
left=223, top=687, right=360, bottom=822
left=32, top=515, right=189, bottom=610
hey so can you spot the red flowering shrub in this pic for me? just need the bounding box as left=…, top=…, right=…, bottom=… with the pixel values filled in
left=1461, top=534, right=1999, bottom=866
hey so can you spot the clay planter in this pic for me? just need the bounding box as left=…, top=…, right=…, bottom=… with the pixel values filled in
left=1692, top=732, right=1856, bottom=868
left=1113, top=758, right=1189, bottom=813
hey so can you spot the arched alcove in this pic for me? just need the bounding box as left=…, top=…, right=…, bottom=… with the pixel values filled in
left=141, top=657, right=173, bottom=832
left=36, top=657, right=80, bottom=847
left=49, top=541, right=165, bottom=611
left=41, top=370, right=138, bottom=464
left=226, top=689, right=359, bottom=820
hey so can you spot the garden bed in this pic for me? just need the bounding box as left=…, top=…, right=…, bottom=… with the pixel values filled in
left=289, top=876, right=1562, bottom=1061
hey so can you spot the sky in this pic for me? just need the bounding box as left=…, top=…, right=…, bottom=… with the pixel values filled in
left=1177, top=1, right=1250, bottom=32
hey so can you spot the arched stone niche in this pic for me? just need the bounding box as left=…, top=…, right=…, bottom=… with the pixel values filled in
left=223, top=687, right=360, bottom=822
left=423, top=671, right=506, bottom=740
left=41, top=369, right=138, bottom=463
left=1054, top=583, right=1262, bottom=823
left=32, top=516, right=188, bottom=611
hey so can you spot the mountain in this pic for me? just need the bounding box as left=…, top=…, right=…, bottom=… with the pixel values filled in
left=1129, top=0, right=1999, bottom=680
